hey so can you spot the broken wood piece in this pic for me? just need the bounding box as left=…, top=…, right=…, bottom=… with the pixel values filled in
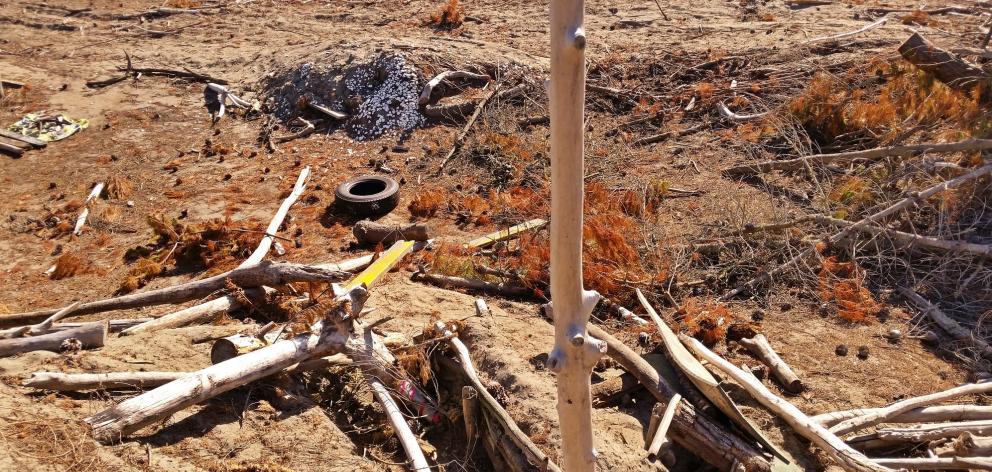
left=681, top=335, right=890, bottom=472
left=814, top=405, right=992, bottom=428
left=413, top=272, right=531, bottom=297
left=716, top=102, right=767, bottom=121
left=899, top=32, right=990, bottom=93
left=23, top=371, right=186, bottom=391
left=803, top=18, right=887, bottom=44
left=830, top=382, right=992, bottom=436
left=73, top=182, right=104, bottom=235
left=462, top=385, right=480, bottom=444
left=307, top=102, right=348, bottom=120
left=0, top=301, right=80, bottom=339
left=875, top=420, right=992, bottom=443
left=936, top=432, right=992, bottom=457
left=738, top=334, right=804, bottom=394
left=647, top=393, right=681, bottom=464
left=592, top=372, right=641, bottom=407
left=871, top=457, right=992, bottom=470
left=899, top=287, right=992, bottom=359
left=0, top=129, right=47, bottom=148
left=0, top=141, right=25, bottom=157
left=419, top=70, right=491, bottom=105
left=435, top=315, right=562, bottom=472
left=210, top=328, right=283, bottom=363
left=632, top=123, right=704, bottom=147
left=353, top=220, right=430, bottom=246
left=465, top=218, right=547, bottom=249
left=206, top=82, right=251, bottom=120
left=723, top=139, right=992, bottom=175
left=120, top=288, right=269, bottom=336
left=0, top=261, right=349, bottom=328
left=242, top=166, right=310, bottom=267
left=0, top=321, right=107, bottom=357
left=367, top=376, right=431, bottom=471
left=272, top=117, right=315, bottom=143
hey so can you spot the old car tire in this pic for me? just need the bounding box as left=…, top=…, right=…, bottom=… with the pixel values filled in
left=334, top=175, right=400, bottom=216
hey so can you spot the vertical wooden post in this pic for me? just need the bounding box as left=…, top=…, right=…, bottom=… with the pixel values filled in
left=549, top=0, right=605, bottom=470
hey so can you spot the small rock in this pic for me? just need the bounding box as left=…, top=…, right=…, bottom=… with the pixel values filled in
left=885, top=329, right=902, bottom=343
left=835, top=344, right=848, bottom=356
left=857, top=346, right=870, bottom=360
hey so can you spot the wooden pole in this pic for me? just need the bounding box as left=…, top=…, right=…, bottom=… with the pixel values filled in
left=549, top=0, right=604, bottom=469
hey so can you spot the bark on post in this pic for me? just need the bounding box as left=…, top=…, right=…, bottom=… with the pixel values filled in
left=548, top=0, right=604, bottom=470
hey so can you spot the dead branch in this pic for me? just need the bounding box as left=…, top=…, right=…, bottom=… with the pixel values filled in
left=830, top=382, right=992, bottom=436
left=23, top=371, right=186, bottom=390
left=716, top=102, right=768, bottom=121
left=871, top=457, right=992, bottom=470
left=814, top=405, right=992, bottom=427
left=632, top=123, right=704, bottom=147
left=307, top=102, right=348, bottom=120
left=412, top=272, right=532, bottom=297
left=0, top=301, right=80, bottom=339
left=803, top=18, right=887, bottom=44
left=936, top=432, right=992, bottom=457
left=0, top=129, right=46, bottom=148
left=0, top=321, right=107, bottom=357
left=419, top=70, right=491, bottom=105
left=899, top=287, right=992, bottom=359
left=723, top=139, right=992, bottom=175
left=900, top=32, right=990, bottom=93
left=86, top=52, right=227, bottom=88
left=436, top=315, right=562, bottom=472
left=436, top=81, right=505, bottom=173
left=367, top=376, right=431, bottom=471
left=738, top=334, right=804, bottom=394
left=875, top=420, right=992, bottom=442
left=0, top=261, right=350, bottom=328
left=353, top=220, right=431, bottom=246
left=0, top=141, right=25, bottom=157
left=272, top=118, right=314, bottom=143
left=591, top=372, right=640, bottom=407
left=462, top=385, right=480, bottom=444
left=681, top=335, right=891, bottom=472
left=646, top=393, right=681, bottom=463
left=243, top=166, right=310, bottom=267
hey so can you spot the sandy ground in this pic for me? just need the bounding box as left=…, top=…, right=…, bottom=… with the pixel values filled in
left=1, top=0, right=987, bottom=470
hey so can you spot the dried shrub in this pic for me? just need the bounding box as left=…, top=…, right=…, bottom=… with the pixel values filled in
left=409, top=188, right=446, bottom=218
left=105, top=175, right=133, bottom=199
left=828, top=176, right=876, bottom=217
left=426, top=0, right=464, bottom=29
left=0, top=414, right=107, bottom=471
left=818, top=256, right=882, bottom=323
left=680, top=298, right=735, bottom=346
left=51, top=252, right=86, bottom=280
left=900, top=10, right=932, bottom=25
left=118, top=257, right=164, bottom=294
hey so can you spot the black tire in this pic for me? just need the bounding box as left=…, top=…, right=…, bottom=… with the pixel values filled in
left=334, top=175, right=400, bottom=217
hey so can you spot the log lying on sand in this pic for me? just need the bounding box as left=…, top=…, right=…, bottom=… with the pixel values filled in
left=814, top=405, right=992, bottom=427
left=24, top=372, right=187, bottom=391
left=0, top=321, right=108, bottom=357
left=0, top=261, right=350, bottom=327
left=591, top=372, right=640, bottom=407
left=120, top=288, right=270, bottom=336
left=738, top=334, right=804, bottom=394
left=353, top=220, right=430, bottom=246
left=681, top=335, right=891, bottom=472
left=830, top=382, right=992, bottom=436
left=0, top=302, right=80, bottom=339
left=899, top=32, right=989, bottom=93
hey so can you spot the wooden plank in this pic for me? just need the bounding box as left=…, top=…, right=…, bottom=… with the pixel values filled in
left=465, top=218, right=547, bottom=249
left=0, top=141, right=25, bottom=157
left=342, top=240, right=419, bottom=290
left=0, top=129, right=47, bottom=148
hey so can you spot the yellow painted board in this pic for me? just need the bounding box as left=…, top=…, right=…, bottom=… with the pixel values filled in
left=464, top=218, right=547, bottom=249
left=343, top=240, right=416, bottom=290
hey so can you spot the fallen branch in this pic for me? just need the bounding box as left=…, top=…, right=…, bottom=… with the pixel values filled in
left=74, top=182, right=104, bottom=235
left=899, top=287, right=992, bottom=359
left=0, top=129, right=46, bottom=148
left=206, top=83, right=252, bottom=120
left=367, top=376, right=431, bottom=471
left=243, top=166, right=310, bottom=267
left=591, top=372, right=641, bottom=407
left=119, top=289, right=268, bottom=336
left=353, top=220, right=431, bottom=246
left=632, top=123, right=704, bottom=147
left=307, top=102, right=348, bottom=121
left=0, top=261, right=350, bottom=327
left=716, top=102, right=768, bottom=121
left=436, top=314, right=561, bottom=471
left=0, top=321, right=107, bottom=357
left=111, top=6, right=215, bottom=20
left=646, top=393, right=681, bottom=463
left=0, top=302, right=80, bottom=339
left=436, top=81, right=504, bottom=174
left=272, top=118, right=315, bottom=144
left=899, top=32, right=990, bottom=93
left=812, top=214, right=992, bottom=259
left=814, top=405, right=992, bottom=427
left=723, top=139, right=992, bottom=175
left=803, top=18, right=887, bottom=44
left=875, top=420, right=992, bottom=443
left=738, top=334, right=804, bottom=394
left=831, top=382, right=992, bottom=436
left=23, top=371, right=187, bottom=390
left=681, top=335, right=890, bottom=472
left=419, top=70, right=491, bottom=105
left=86, top=52, right=227, bottom=88
left=936, top=432, right=992, bottom=457
left=871, top=457, right=992, bottom=470
left=412, top=272, right=532, bottom=298
left=0, top=141, right=24, bottom=157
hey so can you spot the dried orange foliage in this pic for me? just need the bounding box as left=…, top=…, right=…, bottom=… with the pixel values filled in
left=818, top=256, right=882, bottom=323
left=680, top=298, right=734, bottom=346
left=790, top=61, right=987, bottom=142
left=900, top=10, right=934, bottom=26
left=105, top=175, right=133, bottom=199
left=409, top=188, right=447, bottom=218
left=426, top=0, right=464, bottom=28
left=828, top=176, right=875, bottom=217
left=51, top=252, right=86, bottom=280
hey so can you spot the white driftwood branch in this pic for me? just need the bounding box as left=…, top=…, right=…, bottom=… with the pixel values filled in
left=646, top=393, right=681, bottom=462
left=830, top=382, right=992, bottom=436
left=24, top=371, right=187, bottom=390
left=367, top=376, right=431, bottom=471
left=716, top=102, right=768, bottom=121
left=681, top=335, right=891, bottom=472
left=814, top=215, right=992, bottom=259
left=899, top=287, right=992, bottom=358
left=273, top=117, right=315, bottom=144
left=0, top=301, right=81, bottom=338
left=724, top=140, right=992, bottom=175
left=73, top=182, right=104, bottom=235
left=875, top=420, right=992, bottom=442
left=803, top=18, right=887, bottom=44
left=242, top=166, right=310, bottom=267
left=871, top=456, right=992, bottom=470
left=738, top=334, right=803, bottom=394
left=436, top=313, right=561, bottom=471
left=121, top=288, right=269, bottom=336
left=813, top=405, right=992, bottom=427
left=419, top=70, right=491, bottom=105
left=0, top=321, right=108, bottom=357
left=936, top=432, right=992, bottom=457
